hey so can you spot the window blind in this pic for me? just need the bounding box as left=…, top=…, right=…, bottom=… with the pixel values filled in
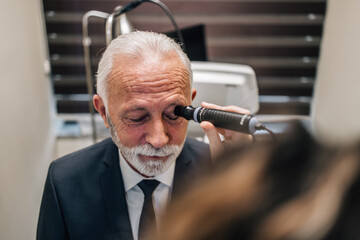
left=43, top=0, right=327, bottom=115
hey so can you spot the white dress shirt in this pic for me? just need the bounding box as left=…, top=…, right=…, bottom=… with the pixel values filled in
left=118, top=150, right=176, bottom=240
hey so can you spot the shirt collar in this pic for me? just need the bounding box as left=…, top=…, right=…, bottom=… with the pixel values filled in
left=118, top=149, right=176, bottom=192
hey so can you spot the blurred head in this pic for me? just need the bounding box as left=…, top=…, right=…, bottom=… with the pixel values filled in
left=156, top=125, right=360, bottom=240
left=93, top=31, right=196, bottom=177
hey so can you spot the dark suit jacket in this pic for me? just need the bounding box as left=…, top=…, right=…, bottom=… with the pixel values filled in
left=37, top=137, right=210, bottom=240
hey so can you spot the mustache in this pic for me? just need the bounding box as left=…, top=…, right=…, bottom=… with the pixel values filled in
left=131, top=143, right=181, bottom=157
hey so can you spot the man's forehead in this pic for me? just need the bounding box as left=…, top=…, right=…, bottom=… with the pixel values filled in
left=108, top=53, right=190, bottom=92
left=112, top=49, right=179, bottom=67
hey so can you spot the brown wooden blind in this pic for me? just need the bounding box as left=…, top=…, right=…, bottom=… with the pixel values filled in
left=42, top=0, right=327, bottom=115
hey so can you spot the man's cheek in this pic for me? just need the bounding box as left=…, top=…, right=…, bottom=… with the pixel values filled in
left=117, top=128, right=145, bottom=146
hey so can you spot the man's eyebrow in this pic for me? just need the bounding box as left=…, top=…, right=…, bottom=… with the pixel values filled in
left=165, top=102, right=184, bottom=110
left=122, top=107, right=147, bottom=115
left=172, top=97, right=188, bottom=106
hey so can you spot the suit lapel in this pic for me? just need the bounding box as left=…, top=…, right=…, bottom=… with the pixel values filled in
left=100, top=141, right=133, bottom=240
left=172, top=138, right=210, bottom=201
left=172, top=142, right=196, bottom=199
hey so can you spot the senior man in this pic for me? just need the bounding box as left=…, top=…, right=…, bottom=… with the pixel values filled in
left=37, top=31, right=249, bottom=240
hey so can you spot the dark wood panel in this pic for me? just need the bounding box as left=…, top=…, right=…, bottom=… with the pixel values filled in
left=56, top=100, right=92, bottom=113
left=252, top=68, right=316, bottom=77
left=258, top=88, right=313, bottom=96
left=46, top=22, right=324, bottom=37
left=44, top=1, right=326, bottom=14
left=207, top=25, right=324, bottom=37
left=55, top=85, right=88, bottom=94
left=258, top=102, right=310, bottom=115
left=208, top=46, right=320, bottom=58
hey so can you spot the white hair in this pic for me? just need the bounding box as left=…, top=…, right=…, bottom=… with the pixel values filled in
left=96, top=31, right=192, bottom=108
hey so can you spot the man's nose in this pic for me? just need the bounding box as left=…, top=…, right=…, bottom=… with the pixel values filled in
left=145, top=119, right=169, bottom=149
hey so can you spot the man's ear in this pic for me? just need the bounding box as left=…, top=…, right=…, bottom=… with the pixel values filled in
left=93, top=95, right=109, bottom=128
left=191, top=88, right=197, bottom=101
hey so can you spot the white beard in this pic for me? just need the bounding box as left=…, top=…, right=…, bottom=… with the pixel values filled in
left=107, top=115, right=184, bottom=176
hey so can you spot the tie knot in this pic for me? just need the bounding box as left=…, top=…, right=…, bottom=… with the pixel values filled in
left=138, top=180, right=160, bottom=198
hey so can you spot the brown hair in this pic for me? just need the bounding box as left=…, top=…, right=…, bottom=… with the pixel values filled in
left=155, top=125, right=360, bottom=240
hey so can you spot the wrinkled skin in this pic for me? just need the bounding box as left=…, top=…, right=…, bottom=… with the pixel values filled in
left=94, top=51, right=196, bottom=173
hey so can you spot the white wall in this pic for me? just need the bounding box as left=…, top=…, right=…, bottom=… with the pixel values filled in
left=312, top=0, right=360, bottom=145
left=0, top=0, right=55, bottom=239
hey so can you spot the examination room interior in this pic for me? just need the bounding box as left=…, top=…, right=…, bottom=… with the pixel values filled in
left=1, top=0, right=360, bottom=239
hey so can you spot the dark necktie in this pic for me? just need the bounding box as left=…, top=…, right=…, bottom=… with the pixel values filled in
left=138, top=180, right=160, bottom=240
